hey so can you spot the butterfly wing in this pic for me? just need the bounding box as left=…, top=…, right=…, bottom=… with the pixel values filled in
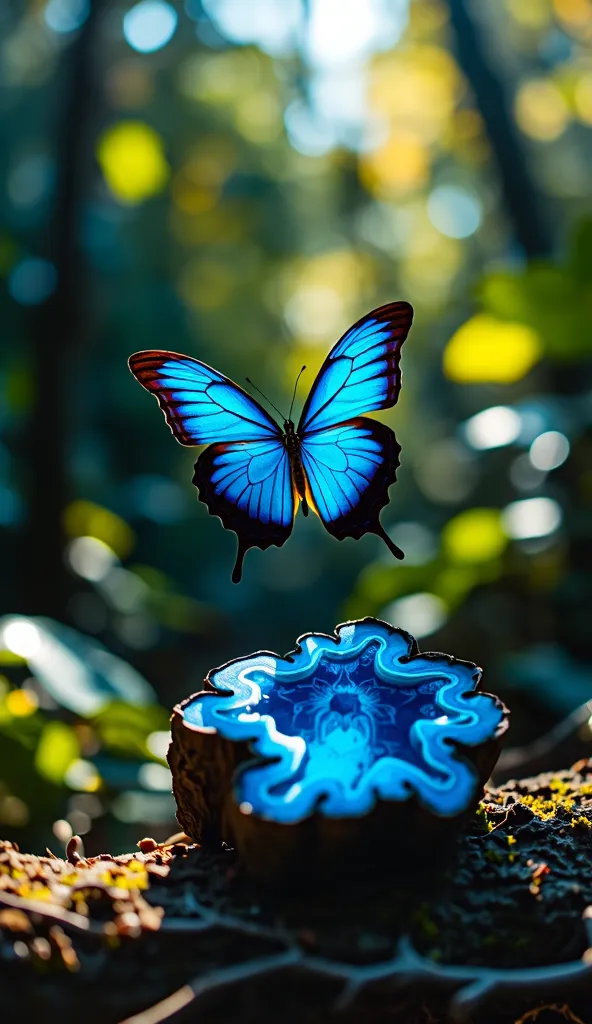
left=194, top=438, right=293, bottom=583
left=128, top=350, right=280, bottom=444
left=298, top=302, right=413, bottom=435
left=299, top=418, right=404, bottom=558
left=128, top=351, right=294, bottom=582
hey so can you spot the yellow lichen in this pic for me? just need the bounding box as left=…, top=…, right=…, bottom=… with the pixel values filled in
left=100, top=869, right=148, bottom=891
left=16, top=883, right=53, bottom=901
left=570, top=815, right=592, bottom=830
left=518, top=793, right=575, bottom=819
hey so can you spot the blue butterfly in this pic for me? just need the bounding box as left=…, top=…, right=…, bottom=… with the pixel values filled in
left=128, top=301, right=413, bottom=582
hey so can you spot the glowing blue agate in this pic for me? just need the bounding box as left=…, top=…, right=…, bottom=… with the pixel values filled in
left=184, top=620, right=503, bottom=823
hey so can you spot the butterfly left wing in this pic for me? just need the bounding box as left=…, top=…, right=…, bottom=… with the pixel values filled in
left=299, top=418, right=404, bottom=559
left=128, top=350, right=281, bottom=445
left=298, top=302, right=413, bottom=435
left=194, top=438, right=294, bottom=583
left=128, top=350, right=294, bottom=582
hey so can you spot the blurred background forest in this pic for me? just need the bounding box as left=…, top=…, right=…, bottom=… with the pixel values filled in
left=0, top=0, right=591, bottom=855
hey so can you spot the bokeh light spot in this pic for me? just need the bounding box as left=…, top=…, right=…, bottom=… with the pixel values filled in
left=382, top=592, right=447, bottom=639
left=384, top=522, right=437, bottom=566
left=8, top=258, right=57, bottom=306
left=52, top=819, right=73, bottom=844
left=97, top=122, right=169, bottom=204
left=443, top=315, right=542, bottom=383
left=6, top=688, right=39, bottom=717
left=35, top=723, right=80, bottom=785
left=202, top=0, right=303, bottom=58
left=123, top=1, right=178, bottom=54
left=0, top=796, right=29, bottom=827
left=64, top=758, right=101, bottom=792
left=414, top=438, right=478, bottom=505
left=502, top=497, right=563, bottom=540
left=507, top=0, right=553, bottom=29
left=1, top=620, right=42, bottom=659
left=529, top=430, right=570, bottom=471
left=360, top=132, right=429, bottom=196
left=64, top=501, right=135, bottom=558
left=442, top=508, right=507, bottom=563
left=427, top=184, right=482, bottom=239
left=146, top=730, right=170, bottom=759
left=67, top=536, right=118, bottom=583
left=285, top=285, right=344, bottom=343
left=510, top=454, right=547, bottom=492
left=8, top=155, right=54, bottom=208
left=138, top=762, right=172, bottom=791
left=515, top=79, right=569, bottom=141
left=45, top=0, right=89, bottom=34
left=554, top=0, right=592, bottom=31
left=464, top=406, right=522, bottom=450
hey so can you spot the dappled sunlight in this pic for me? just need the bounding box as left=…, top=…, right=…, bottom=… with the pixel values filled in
left=0, top=0, right=590, bottom=861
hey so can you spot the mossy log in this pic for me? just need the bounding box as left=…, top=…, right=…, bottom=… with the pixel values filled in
left=1, top=760, right=592, bottom=1024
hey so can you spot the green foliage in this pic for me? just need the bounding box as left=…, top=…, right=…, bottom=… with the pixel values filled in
left=92, top=701, right=170, bottom=761
left=35, top=722, right=80, bottom=785
left=479, top=219, right=592, bottom=361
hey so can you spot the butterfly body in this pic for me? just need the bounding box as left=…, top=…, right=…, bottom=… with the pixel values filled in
left=283, top=418, right=309, bottom=516
left=129, top=301, right=413, bottom=582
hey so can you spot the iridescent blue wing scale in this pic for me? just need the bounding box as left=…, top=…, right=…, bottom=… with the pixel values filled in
left=193, top=439, right=293, bottom=583
left=298, top=302, right=413, bottom=434
left=300, top=419, right=404, bottom=558
left=128, top=351, right=279, bottom=445
left=128, top=351, right=294, bottom=582
left=298, top=303, right=413, bottom=559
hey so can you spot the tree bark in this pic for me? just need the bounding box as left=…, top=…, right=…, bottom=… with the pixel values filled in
left=446, top=0, right=553, bottom=259
left=20, top=0, right=101, bottom=618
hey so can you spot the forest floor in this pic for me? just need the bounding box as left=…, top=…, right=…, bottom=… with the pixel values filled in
left=1, top=761, right=592, bottom=1024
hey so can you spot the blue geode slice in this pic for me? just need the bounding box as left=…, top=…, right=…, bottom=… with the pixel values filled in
left=169, top=619, right=509, bottom=879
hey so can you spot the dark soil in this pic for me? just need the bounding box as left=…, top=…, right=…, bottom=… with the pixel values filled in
left=1, top=761, right=591, bottom=1024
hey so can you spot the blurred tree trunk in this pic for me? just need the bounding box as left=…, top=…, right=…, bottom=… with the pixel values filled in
left=446, top=0, right=553, bottom=259
left=21, top=0, right=101, bottom=618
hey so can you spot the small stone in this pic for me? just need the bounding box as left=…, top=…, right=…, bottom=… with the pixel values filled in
left=138, top=837, right=158, bottom=854
left=117, top=911, right=142, bottom=938
left=66, top=835, right=84, bottom=865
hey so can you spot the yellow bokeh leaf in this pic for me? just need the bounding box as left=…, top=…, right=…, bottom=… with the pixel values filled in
left=64, top=501, right=135, bottom=558
left=5, top=689, right=38, bottom=717
left=514, top=79, right=569, bottom=142
left=442, top=508, right=508, bottom=564
left=443, top=314, right=542, bottom=383
left=97, top=122, right=169, bottom=205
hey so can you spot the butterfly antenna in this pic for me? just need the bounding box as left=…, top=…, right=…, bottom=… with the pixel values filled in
left=245, top=378, right=286, bottom=420
left=288, top=365, right=307, bottom=421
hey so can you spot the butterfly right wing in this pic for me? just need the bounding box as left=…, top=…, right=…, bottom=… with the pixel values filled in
left=129, top=350, right=294, bottom=582
left=128, top=350, right=280, bottom=444
left=299, top=418, right=404, bottom=559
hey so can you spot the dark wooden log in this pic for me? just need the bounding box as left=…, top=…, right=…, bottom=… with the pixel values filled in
left=1, top=761, right=591, bottom=1024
